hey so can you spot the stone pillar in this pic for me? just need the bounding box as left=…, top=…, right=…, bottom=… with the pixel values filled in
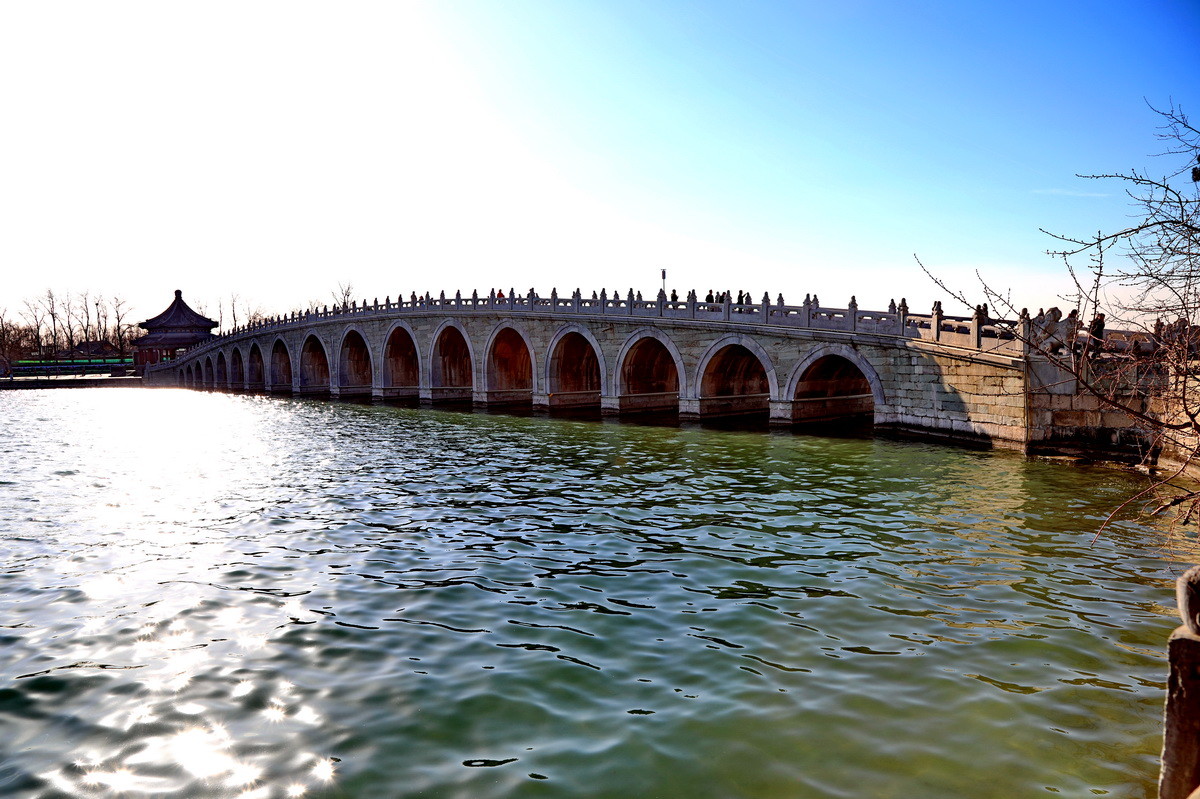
left=600, top=393, right=620, bottom=416
left=848, top=295, right=858, bottom=332
left=932, top=301, right=944, bottom=343
left=1161, top=565, right=1200, bottom=799
left=971, top=305, right=984, bottom=350
left=898, top=298, right=909, bottom=337
left=769, top=399, right=794, bottom=427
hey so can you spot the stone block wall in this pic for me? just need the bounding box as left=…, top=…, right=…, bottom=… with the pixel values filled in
left=870, top=346, right=1027, bottom=447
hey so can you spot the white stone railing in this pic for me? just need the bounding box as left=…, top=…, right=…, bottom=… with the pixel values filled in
left=171, top=289, right=1032, bottom=361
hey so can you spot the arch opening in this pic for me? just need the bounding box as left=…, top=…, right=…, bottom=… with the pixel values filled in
left=202, top=357, right=214, bottom=388
left=300, top=335, right=331, bottom=395
left=215, top=352, right=228, bottom=389
left=247, top=344, right=265, bottom=390
left=383, top=327, right=420, bottom=401
left=699, top=344, right=770, bottom=417
left=548, top=332, right=601, bottom=409
left=620, top=337, right=679, bottom=414
left=270, top=341, right=293, bottom=393
left=339, top=331, right=373, bottom=396
left=792, top=354, right=874, bottom=423
left=485, top=327, right=533, bottom=407
left=430, top=326, right=473, bottom=403
left=185, top=365, right=195, bottom=388
left=231, top=349, right=245, bottom=389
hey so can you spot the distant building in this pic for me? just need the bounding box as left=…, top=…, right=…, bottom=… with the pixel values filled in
left=133, top=290, right=217, bottom=374
left=58, top=340, right=120, bottom=360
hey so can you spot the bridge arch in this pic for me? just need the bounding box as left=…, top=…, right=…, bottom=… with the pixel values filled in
left=300, top=333, right=332, bottom=393
left=381, top=321, right=421, bottom=398
left=484, top=323, right=535, bottom=406
left=216, top=351, right=229, bottom=389
left=202, top=357, right=214, bottom=388
left=338, top=327, right=373, bottom=395
left=545, top=324, right=607, bottom=407
left=270, top=338, right=293, bottom=392
left=247, top=343, right=265, bottom=390
left=616, top=328, right=686, bottom=414
left=231, top=348, right=245, bottom=388
left=429, top=319, right=474, bottom=402
left=695, top=335, right=778, bottom=417
left=785, top=343, right=884, bottom=424
left=183, top=366, right=193, bottom=387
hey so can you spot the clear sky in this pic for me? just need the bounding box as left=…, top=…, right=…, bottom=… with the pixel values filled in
left=1, top=0, right=1196, bottom=326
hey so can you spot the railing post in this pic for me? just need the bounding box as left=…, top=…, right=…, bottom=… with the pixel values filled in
left=932, top=301, right=944, bottom=343
left=688, top=290, right=697, bottom=319
left=898, top=298, right=909, bottom=337
left=848, top=295, right=858, bottom=332
left=627, top=289, right=635, bottom=316
left=1161, top=565, right=1200, bottom=799
left=599, top=289, right=607, bottom=315
left=971, top=304, right=984, bottom=350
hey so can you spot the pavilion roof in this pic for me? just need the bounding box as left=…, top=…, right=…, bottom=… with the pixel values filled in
left=139, top=290, right=218, bottom=332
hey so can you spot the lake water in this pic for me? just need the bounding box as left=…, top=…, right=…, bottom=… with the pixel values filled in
left=0, top=388, right=1190, bottom=798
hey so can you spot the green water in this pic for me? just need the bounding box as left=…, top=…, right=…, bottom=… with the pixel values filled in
left=0, top=388, right=1189, bottom=798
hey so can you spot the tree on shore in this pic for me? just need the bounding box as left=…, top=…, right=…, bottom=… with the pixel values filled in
left=6, top=291, right=140, bottom=362
left=930, top=101, right=1200, bottom=527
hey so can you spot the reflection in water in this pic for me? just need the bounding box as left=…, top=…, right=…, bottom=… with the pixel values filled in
left=0, top=388, right=1184, bottom=798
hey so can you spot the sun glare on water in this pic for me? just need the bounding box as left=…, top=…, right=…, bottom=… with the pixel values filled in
left=21, top=389, right=341, bottom=798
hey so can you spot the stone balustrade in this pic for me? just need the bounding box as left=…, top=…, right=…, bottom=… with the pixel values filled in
left=191, top=288, right=1028, bottom=359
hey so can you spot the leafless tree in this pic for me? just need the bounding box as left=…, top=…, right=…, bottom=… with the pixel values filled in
left=72, top=290, right=92, bottom=350
left=332, top=281, right=355, bottom=311
left=94, top=295, right=110, bottom=346
left=109, top=296, right=134, bottom=356
left=40, top=289, right=60, bottom=356
left=21, top=299, right=46, bottom=358
left=0, top=308, right=34, bottom=377
left=928, top=101, right=1200, bottom=530
left=59, top=291, right=78, bottom=354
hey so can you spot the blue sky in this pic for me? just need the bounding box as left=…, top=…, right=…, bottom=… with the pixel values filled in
left=1, top=1, right=1196, bottom=323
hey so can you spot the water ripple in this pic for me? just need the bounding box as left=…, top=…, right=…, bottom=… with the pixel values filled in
left=0, top=389, right=1182, bottom=798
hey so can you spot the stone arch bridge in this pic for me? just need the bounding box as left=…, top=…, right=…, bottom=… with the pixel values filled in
left=147, top=290, right=1046, bottom=448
